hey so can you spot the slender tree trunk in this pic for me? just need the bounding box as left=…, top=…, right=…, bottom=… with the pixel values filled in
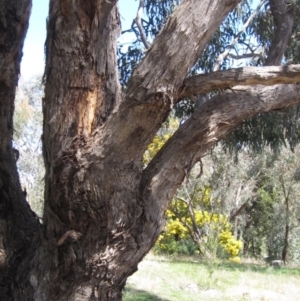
left=0, top=0, right=40, bottom=300
left=281, top=223, right=289, bottom=263
left=280, top=177, right=290, bottom=264
left=265, top=0, right=294, bottom=66
left=243, top=241, right=249, bottom=257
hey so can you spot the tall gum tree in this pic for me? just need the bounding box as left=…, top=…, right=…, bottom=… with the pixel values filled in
left=1, top=0, right=300, bottom=300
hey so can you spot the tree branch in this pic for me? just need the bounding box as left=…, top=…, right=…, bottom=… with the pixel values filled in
left=227, top=52, right=264, bottom=61
left=230, top=201, right=248, bottom=222
left=102, top=0, right=242, bottom=160
left=126, top=0, right=241, bottom=97
left=213, top=0, right=267, bottom=71
left=134, top=0, right=150, bottom=49
left=179, top=64, right=300, bottom=100
left=141, top=84, right=300, bottom=220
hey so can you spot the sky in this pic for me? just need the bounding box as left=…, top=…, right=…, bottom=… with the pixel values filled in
left=21, top=0, right=138, bottom=79
left=21, top=0, right=262, bottom=79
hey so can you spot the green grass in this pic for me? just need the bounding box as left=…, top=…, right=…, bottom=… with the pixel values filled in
left=123, top=254, right=300, bottom=301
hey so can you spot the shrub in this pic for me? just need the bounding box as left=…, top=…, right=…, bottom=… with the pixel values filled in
left=155, top=198, right=243, bottom=260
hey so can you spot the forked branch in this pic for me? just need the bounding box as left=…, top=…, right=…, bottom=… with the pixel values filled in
left=141, top=84, right=300, bottom=218
left=102, top=0, right=241, bottom=161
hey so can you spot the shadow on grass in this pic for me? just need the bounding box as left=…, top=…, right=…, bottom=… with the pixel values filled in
left=123, top=287, right=171, bottom=301
left=203, top=260, right=300, bottom=276
left=146, top=255, right=300, bottom=276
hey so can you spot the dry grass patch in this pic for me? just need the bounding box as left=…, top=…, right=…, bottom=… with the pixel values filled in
left=123, top=254, right=300, bottom=301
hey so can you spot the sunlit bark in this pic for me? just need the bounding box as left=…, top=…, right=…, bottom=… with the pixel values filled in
left=2, top=0, right=300, bottom=300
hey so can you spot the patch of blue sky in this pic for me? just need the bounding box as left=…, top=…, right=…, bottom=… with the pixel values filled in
left=20, top=0, right=265, bottom=79
left=21, top=0, right=139, bottom=79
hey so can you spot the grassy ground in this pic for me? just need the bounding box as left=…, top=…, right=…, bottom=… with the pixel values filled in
left=123, top=254, right=300, bottom=301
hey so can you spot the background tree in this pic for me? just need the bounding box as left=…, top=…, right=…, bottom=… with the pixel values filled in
left=211, top=147, right=300, bottom=262
left=2, top=0, right=300, bottom=300
left=259, top=147, right=300, bottom=262
left=14, top=76, right=44, bottom=216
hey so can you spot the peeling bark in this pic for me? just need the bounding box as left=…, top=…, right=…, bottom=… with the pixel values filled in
left=34, top=1, right=243, bottom=300
left=2, top=0, right=300, bottom=300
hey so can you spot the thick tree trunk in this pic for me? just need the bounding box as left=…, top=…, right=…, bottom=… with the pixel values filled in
left=33, top=1, right=137, bottom=299
left=30, top=1, right=242, bottom=300
left=2, top=0, right=300, bottom=300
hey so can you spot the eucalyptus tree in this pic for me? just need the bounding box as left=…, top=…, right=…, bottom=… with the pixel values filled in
left=261, top=147, right=300, bottom=263
left=2, top=0, right=300, bottom=300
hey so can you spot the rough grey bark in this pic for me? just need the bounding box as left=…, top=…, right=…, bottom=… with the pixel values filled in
left=2, top=0, right=300, bottom=300
left=179, top=64, right=300, bottom=99
left=32, top=1, right=243, bottom=300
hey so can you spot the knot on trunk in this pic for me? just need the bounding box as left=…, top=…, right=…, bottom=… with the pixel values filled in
left=57, top=230, right=82, bottom=246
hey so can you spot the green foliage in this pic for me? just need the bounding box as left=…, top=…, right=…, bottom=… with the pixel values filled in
left=284, top=0, right=300, bottom=64
left=243, top=187, right=276, bottom=257
left=155, top=237, right=198, bottom=256
left=223, top=107, right=300, bottom=155
left=118, top=45, right=144, bottom=87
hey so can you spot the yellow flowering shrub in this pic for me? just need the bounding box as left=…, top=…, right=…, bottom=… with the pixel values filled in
left=155, top=197, right=243, bottom=259
left=143, top=134, right=171, bottom=165
left=165, top=218, right=189, bottom=238
left=145, top=123, right=243, bottom=259
left=218, top=230, right=243, bottom=260
left=143, top=117, right=179, bottom=165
